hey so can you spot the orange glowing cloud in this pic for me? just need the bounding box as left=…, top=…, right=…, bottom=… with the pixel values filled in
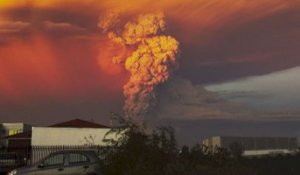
left=0, top=0, right=294, bottom=16
left=0, top=68, right=16, bottom=98
left=97, top=39, right=129, bottom=76
left=0, top=35, right=65, bottom=98
left=0, top=34, right=127, bottom=103
left=99, top=12, right=180, bottom=120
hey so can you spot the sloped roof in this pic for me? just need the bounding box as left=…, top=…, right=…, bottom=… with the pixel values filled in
left=50, top=119, right=109, bottom=128
left=6, top=119, right=109, bottom=139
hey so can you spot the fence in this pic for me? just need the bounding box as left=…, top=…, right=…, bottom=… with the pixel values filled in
left=0, top=147, right=30, bottom=168
left=0, top=145, right=107, bottom=170
left=30, top=145, right=106, bottom=165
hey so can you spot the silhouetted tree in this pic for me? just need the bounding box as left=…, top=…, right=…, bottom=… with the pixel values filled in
left=99, top=114, right=300, bottom=175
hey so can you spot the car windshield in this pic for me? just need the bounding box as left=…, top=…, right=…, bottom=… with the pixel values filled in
left=69, top=153, right=90, bottom=164
left=43, top=153, right=65, bottom=167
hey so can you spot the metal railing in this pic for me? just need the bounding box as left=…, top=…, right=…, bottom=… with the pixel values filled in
left=0, top=145, right=106, bottom=169
left=0, top=149, right=28, bottom=168
left=30, top=145, right=105, bottom=164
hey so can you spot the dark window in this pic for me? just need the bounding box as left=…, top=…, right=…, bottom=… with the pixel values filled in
left=43, top=154, right=65, bottom=167
left=69, top=153, right=89, bottom=164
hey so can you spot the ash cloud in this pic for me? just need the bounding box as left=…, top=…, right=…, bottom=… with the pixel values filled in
left=152, top=77, right=243, bottom=120
left=151, top=77, right=300, bottom=121
left=99, top=12, right=180, bottom=122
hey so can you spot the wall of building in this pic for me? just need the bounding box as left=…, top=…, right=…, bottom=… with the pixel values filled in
left=202, top=136, right=221, bottom=148
left=202, top=136, right=298, bottom=156
left=31, top=127, right=115, bottom=146
left=1, top=123, right=32, bottom=148
left=243, top=149, right=294, bottom=156
left=2, top=123, right=31, bottom=136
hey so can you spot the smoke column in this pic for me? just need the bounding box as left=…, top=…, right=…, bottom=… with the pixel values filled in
left=99, top=12, right=180, bottom=122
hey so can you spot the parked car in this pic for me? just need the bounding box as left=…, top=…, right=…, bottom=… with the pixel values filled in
left=7, top=150, right=103, bottom=175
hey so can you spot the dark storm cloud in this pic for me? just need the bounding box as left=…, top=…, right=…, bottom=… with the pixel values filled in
left=149, top=77, right=300, bottom=122
left=178, top=8, right=300, bottom=83
left=215, top=90, right=271, bottom=100
left=0, top=6, right=101, bottom=39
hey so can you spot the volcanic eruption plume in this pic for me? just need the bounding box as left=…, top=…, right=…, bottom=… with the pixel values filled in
left=99, top=12, right=180, bottom=122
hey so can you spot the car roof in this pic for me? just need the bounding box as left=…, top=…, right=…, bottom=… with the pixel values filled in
left=48, top=150, right=100, bottom=162
left=51, top=150, right=96, bottom=154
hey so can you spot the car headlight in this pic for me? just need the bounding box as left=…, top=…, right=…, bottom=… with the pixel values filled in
left=8, top=169, right=17, bottom=175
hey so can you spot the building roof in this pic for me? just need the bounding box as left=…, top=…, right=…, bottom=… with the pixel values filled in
left=2, top=122, right=31, bottom=125
left=50, top=119, right=109, bottom=128
left=5, top=119, right=109, bottom=139
left=6, top=131, right=32, bottom=139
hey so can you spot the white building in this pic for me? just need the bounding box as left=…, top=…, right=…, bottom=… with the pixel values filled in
left=31, top=119, right=114, bottom=146
left=32, top=127, right=113, bottom=146
left=0, top=123, right=32, bottom=148
left=202, top=136, right=298, bottom=156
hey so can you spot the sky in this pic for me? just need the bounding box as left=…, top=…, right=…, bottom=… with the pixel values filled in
left=0, top=0, right=300, bottom=144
